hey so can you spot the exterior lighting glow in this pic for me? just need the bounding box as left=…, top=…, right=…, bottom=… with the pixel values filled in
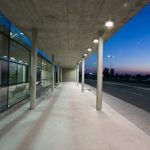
left=83, top=53, right=87, bottom=57
left=87, top=48, right=92, bottom=52
left=124, top=2, right=128, bottom=8
left=93, top=39, right=99, bottom=44
left=105, top=20, right=114, bottom=28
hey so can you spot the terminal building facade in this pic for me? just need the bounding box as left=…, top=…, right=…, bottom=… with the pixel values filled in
left=0, top=12, right=53, bottom=112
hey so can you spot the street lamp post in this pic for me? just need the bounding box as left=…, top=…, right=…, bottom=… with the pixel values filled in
left=108, top=55, right=113, bottom=71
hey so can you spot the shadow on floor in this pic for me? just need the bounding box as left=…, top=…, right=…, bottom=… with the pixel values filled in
left=16, top=89, right=61, bottom=150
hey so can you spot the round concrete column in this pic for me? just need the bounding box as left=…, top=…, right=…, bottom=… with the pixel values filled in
left=57, top=65, right=60, bottom=85
left=81, top=58, right=85, bottom=92
left=77, top=65, right=79, bottom=86
left=30, top=29, right=38, bottom=110
left=96, top=36, right=103, bottom=110
left=74, top=67, right=77, bottom=84
left=60, top=67, right=63, bottom=83
left=51, top=55, right=55, bottom=91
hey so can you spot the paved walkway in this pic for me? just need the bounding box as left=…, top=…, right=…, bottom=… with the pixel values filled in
left=0, top=82, right=150, bottom=150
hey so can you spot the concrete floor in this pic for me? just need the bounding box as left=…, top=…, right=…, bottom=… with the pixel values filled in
left=0, top=82, right=150, bottom=150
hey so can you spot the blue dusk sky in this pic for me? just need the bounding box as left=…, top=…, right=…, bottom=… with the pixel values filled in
left=85, top=3, right=150, bottom=75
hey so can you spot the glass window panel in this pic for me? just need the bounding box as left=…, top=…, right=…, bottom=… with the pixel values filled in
left=0, top=13, right=10, bottom=35
left=37, top=68, right=41, bottom=81
left=25, top=66, right=29, bottom=82
left=8, top=83, right=29, bottom=106
left=9, top=62, right=17, bottom=84
left=0, top=33, right=9, bottom=59
left=0, top=86, right=8, bottom=111
left=10, top=40, right=30, bottom=65
left=1, top=60, right=8, bottom=86
left=18, top=65, right=27, bottom=83
left=37, top=55, right=42, bottom=69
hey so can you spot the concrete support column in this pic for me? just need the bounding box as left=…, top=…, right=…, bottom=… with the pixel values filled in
left=60, top=67, right=63, bottom=83
left=51, top=55, right=55, bottom=91
left=96, top=35, right=104, bottom=110
left=81, top=58, right=85, bottom=92
left=30, top=29, right=38, bottom=109
left=74, top=67, right=77, bottom=84
left=57, top=65, right=60, bottom=85
left=77, top=65, right=79, bottom=86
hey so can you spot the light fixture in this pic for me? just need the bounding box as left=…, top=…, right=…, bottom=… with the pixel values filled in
left=93, top=39, right=99, bottom=44
left=83, top=53, right=87, bottom=57
left=123, top=2, right=128, bottom=8
left=105, top=20, right=114, bottom=28
left=20, top=33, right=24, bottom=35
left=87, top=48, right=92, bottom=52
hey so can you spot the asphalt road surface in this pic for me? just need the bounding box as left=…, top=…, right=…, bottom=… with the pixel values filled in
left=85, top=80, right=150, bottom=113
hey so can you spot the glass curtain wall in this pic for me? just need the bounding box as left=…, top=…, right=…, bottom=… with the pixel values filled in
left=8, top=40, right=30, bottom=106
left=0, top=12, right=31, bottom=111
left=0, top=12, right=52, bottom=112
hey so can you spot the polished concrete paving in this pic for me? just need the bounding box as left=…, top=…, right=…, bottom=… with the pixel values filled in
left=0, top=82, right=150, bottom=150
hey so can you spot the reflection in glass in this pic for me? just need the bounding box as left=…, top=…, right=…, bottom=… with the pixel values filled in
left=8, top=83, right=29, bottom=106
left=9, top=62, right=17, bottom=84
left=10, top=40, right=30, bottom=65
left=0, top=33, right=9, bottom=59
left=18, top=65, right=26, bottom=83
left=0, top=86, right=8, bottom=111
left=0, top=60, right=8, bottom=86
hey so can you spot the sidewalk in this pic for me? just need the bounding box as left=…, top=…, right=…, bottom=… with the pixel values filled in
left=0, top=82, right=150, bottom=150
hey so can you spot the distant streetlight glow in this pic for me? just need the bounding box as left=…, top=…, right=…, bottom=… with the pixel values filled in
left=93, top=39, right=99, bottom=44
left=105, top=20, right=114, bottom=28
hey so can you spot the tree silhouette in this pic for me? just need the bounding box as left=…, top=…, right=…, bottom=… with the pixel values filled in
left=110, top=68, right=115, bottom=77
left=103, top=68, right=109, bottom=78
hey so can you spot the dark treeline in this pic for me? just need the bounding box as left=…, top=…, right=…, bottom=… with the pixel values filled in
left=84, top=67, right=150, bottom=82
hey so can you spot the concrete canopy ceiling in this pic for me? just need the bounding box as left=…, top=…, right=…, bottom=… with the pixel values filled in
left=0, top=0, right=149, bottom=68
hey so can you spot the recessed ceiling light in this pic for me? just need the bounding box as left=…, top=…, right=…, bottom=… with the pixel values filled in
left=93, top=39, right=99, bottom=44
left=105, top=20, right=114, bottom=28
left=83, top=53, right=87, bottom=57
left=87, top=48, right=92, bottom=52
left=124, top=2, right=128, bottom=8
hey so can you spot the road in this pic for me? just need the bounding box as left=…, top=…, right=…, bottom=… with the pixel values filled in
left=85, top=80, right=150, bottom=113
